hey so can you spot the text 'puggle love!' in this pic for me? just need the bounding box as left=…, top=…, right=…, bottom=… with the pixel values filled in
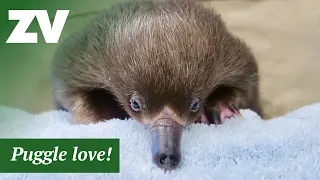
left=10, top=146, right=113, bottom=165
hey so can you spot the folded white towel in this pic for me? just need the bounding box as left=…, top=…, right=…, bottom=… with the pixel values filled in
left=0, top=103, right=319, bottom=180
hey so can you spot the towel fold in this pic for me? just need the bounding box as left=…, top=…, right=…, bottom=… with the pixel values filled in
left=0, top=103, right=319, bottom=180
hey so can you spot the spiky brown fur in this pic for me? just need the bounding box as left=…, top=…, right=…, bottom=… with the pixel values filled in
left=50, top=0, right=263, bottom=125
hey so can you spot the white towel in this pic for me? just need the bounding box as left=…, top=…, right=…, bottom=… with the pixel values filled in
left=0, top=103, right=319, bottom=180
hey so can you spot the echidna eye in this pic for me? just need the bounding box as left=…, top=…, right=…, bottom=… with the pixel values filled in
left=190, top=98, right=200, bottom=112
left=130, top=97, right=142, bottom=111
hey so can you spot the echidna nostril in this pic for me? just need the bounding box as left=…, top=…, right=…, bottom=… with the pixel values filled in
left=159, top=154, right=168, bottom=165
left=169, top=155, right=178, bottom=165
left=154, top=153, right=180, bottom=170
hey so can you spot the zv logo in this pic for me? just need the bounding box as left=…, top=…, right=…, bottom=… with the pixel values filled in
left=6, top=10, right=69, bottom=43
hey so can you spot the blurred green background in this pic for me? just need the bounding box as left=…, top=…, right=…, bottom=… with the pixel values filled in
left=0, top=0, right=119, bottom=113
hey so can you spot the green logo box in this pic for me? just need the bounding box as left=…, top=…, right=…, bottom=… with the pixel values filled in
left=0, top=138, right=120, bottom=173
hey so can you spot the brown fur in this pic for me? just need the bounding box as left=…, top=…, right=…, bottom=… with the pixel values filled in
left=50, top=0, right=263, bottom=125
